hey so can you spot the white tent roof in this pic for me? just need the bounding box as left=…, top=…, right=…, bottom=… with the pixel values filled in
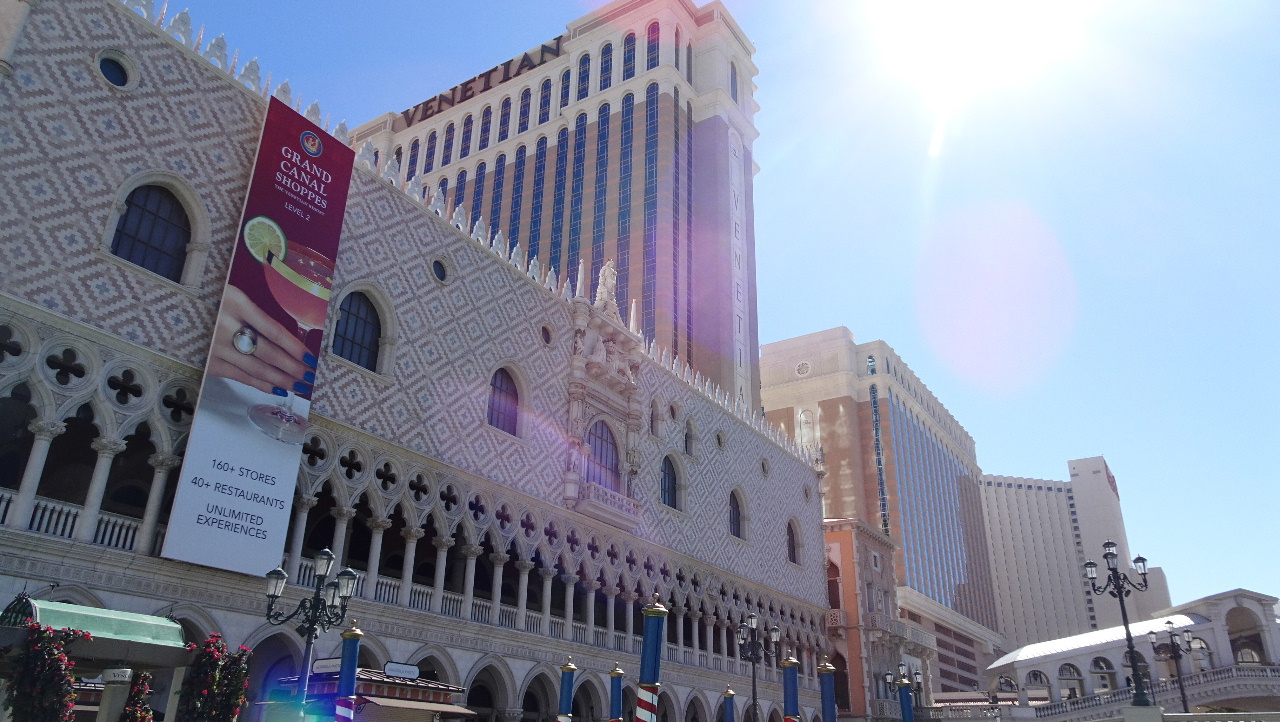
left=988, top=614, right=1209, bottom=670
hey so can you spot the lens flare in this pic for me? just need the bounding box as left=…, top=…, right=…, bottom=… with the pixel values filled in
left=915, top=201, right=1078, bottom=394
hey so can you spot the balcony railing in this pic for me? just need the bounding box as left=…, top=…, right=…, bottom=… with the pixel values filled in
left=574, top=481, right=643, bottom=530
left=871, top=698, right=902, bottom=719
left=0, top=492, right=155, bottom=553
left=1034, top=666, right=1280, bottom=719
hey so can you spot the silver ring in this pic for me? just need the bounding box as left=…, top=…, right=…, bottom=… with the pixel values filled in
left=232, top=326, right=258, bottom=355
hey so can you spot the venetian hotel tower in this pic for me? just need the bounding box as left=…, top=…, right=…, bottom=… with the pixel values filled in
left=351, top=0, right=762, bottom=408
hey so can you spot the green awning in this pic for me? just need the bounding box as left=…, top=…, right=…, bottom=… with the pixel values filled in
left=0, top=594, right=192, bottom=668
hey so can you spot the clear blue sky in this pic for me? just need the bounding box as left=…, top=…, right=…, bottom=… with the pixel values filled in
left=166, top=1, right=1280, bottom=607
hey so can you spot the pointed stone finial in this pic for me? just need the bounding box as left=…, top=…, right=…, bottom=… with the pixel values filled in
left=380, top=156, right=401, bottom=183
left=527, top=257, right=541, bottom=281
left=237, top=57, right=262, bottom=92
left=355, top=141, right=376, bottom=172
left=472, top=218, right=489, bottom=244
left=451, top=204, right=468, bottom=230
left=332, top=120, right=350, bottom=145
left=428, top=189, right=447, bottom=216
left=273, top=80, right=293, bottom=107
left=202, top=34, right=228, bottom=69
left=305, top=100, right=323, bottom=126
left=192, top=24, right=205, bottom=53
left=574, top=259, right=587, bottom=298
left=228, top=47, right=240, bottom=76
left=560, top=279, right=573, bottom=301
left=406, top=173, right=428, bottom=199
left=166, top=10, right=194, bottom=47
left=629, top=299, right=640, bottom=334
left=124, top=0, right=156, bottom=22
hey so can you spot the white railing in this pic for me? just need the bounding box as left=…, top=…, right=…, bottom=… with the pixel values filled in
left=613, top=632, right=628, bottom=651
left=667, top=643, right=680, bottom=662
left=593, top=628, right=609, bottom=647
left=919, top=705, right=1012, bottom=719
left=439, top=591, right=463, bottom=618
left=713, top=657, right=723, bottom=671
left=525, top=614, right=543, bottom=635
left=0, top=489, right=13, bottom=526
left=296, top=558, right=317, bottom=589
left=151, top=525, right=167, bottom=555
left=1167, top=714, right=1280, bottom=722
left=548, top=617, right=566, bottom=639
left=498, top=605, right=517, bottom=628
left=1035, top=666, right=1280, bottom=719
left=29, top=497, right=79, bottom=538
left=93, top=511, right=141, bottom=551
left=472, top=598, right=492, bottom=624
left=909, top=625, right=938, bottom=649
left=633, top=636, right=643, bottom=654
left=871, top=699, right=902, bottom=719
left=699, top=652, right=708, bottom=667
left=683, top=648, right=693, bottom=665
left=373, top=576, right=399, bottom=604
left=409, top=583, right=432, bottom=611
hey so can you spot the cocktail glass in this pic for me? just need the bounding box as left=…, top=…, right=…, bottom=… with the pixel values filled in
left=248, top=243, right=333, bottom=444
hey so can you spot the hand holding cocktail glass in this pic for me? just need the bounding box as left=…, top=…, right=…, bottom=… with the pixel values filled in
left=207, top=285, right=315, bottom=396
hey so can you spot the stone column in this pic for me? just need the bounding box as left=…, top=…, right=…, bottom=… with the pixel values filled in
left=329, top=506, right=357, bottom=566
left=135, top=453, right=181, bottom=555
left=361, top=517, right=394, bottom=600
left=584, top=580, right=602, bottom=643
left=489, top=553, right=510, bottom=620
left=430, top=536, right=455, bottom=613
left=689, top=610, right=702, bottom=653
left=5, top=420, right=63, bottom=529
left=604, top=587, right=618, bottom=647
left=286, top=496, right=319, bottom=579
left=561, top=573, right=579, bottom=632
left=674, top=607, right=685, bottom=649
left=704, top=616, right=716, bottom=659
left=398, top=527, right=426, bottom=606
left=515, top=560, right=535, bottom=630
left=460, top=544, right=485, bottom=620
left=623, top=591, right=637, bottom=640
left=540, top=567, right=556, bottom=634
left=74, top=438, right=128, bottom=542
left=718, top=621, right=729, bottom=661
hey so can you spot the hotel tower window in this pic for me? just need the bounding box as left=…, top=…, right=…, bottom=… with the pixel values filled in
left=538, top=79, right=552, bottom=124
left=550, top=127, right=569, bottom=276
left=641, top=82, right=659, bottom=340
left=406, top=139, right=420, bottom=181
left=616, top=93, right=634, bottom=307
left=479, top=106, right=492, bottom=151
left=470, top=162, right=486, bottom=229
left=568, top=113, right=587, bottom=279
left=424, top=131, right=437, bottom=173
left=110, top=184, right=191, bottom=283
left=442, top=123, right=455, bottom=166
left=646, top=22, right=660, bottom=71
left=585, top=420, right=622, bottom=494
left=454, top=170, right=467, bottom=213
left=576, top=54, right=591, bottom=101
left=460, top=114, right=473, bottom=159
left=487, top=368, right=519, bottom=436
left=590, top=103, right=610, bottom=297
left=498, top=97, right=512, bottom=141
left=730, top=62, right=738, bottom=103
left=508, top=145, right=527, bottom=244
left=599, top=43, right=613, bottom=91
left=489, top=155, right=506, bottom=237
left=559, top=69, right=571, bottom=108
left=518, top=88, right=532, bottom=133
left=333, top=291, right=382, bottom=372
left=529, top=137, right=548, bottom=258
left=623, top=33, right=636, bottom=80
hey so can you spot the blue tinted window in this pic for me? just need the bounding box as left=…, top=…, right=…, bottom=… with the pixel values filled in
left=600, top=44, right=613, bottom=91
left=498, top=97, right=512, bottom=141
left=508, top=146, right=527, bottom=249
left=529, top=138, right=548, bottom=259
left=623, top=34, right=636, bottom=80
left=490, top=154, right=506, bottom=239
left=567, top=114, right=587, bottom=284
left=672, top=86, right=681, bottom=353
left=585, top=421, right=621, bottom=494
left=560, top=69, right=571, bottom=109
left=441, top=123, right=455, bottom=166
left=539, top=79, right=552, bottom=124
left=646, top=22, right=660, bottom=71
left=333, top=292, right=381, bottom=372
left=577, top=54, right=591, bottom=101
left=641, top=82, right=659, bottom=340
left=487, top=368, right=519, bottom=435
left=684, top=99, right=693, bottom=354
left=731, top=62, right=738, bottom=103
left=617, top=94, right=635, bottom=311
left=479, top=107, right=492, bottom=151
left=471, top=162, right=487, bottom=229
left=423, top=132, right=437, bottom=173
left=661, top=457, right=678, bottom=509
left=406, top=139, right=420, bottom=181
left=549, top=127, right=569, bottom=277
left=110, top=184, right=190, bottom=282
left=519, top=89, right=532, bottom=133
left=590, top=104, right=610, bottom=300
left=454, top=170, right=467, bottom=213
left=459, top=115, right=473, bottom=159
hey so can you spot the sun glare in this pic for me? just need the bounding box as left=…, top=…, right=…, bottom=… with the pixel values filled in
left=865, top=1, right=1102, bottom=155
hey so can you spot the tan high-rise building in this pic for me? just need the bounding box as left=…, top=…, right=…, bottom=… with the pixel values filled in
left=352, top=0, right=762, bottom=408
left=762, top=328, right=1003, bottom=696
left=980, top=457, right=1171, bottom=650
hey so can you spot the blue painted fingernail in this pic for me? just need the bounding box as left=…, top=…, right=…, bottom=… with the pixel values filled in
left=303, top=370, right=316, bottom=384
left=302, top=353, right=318, bottom=368
left=293, top=381, right=312, bottom=394
left=272, top=386, right=288, bottom=397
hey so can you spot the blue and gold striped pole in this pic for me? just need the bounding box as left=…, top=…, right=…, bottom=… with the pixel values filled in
left=635, top=593, right=668, bottom=722
left=334, top=621, right=363, bottom=722
left=609, top=663, right=625, bottom=722
left=559, top=657, right=578, bottom=722
left=817, top=656, right=837, bottom=722
left=781, top=650, right=801, bottom=722
left=722, top=685, right=736, bottom=722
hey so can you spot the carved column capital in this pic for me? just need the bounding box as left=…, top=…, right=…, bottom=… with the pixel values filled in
left=366, top=516, right=394, bottom=532
left=602, top=586, right=620, bottom=598
left=433, top=536, right=455, bottom=550
left=538, top=567, right=558, bottom=580
left=148, top=452, right=182, bottom=471
left=585, top=580, right=602, bottom=592
left=91, top=437, right=128, bottom=456
left=621, top=591, right=638, bottom=604
left=462, top=544, right=486, bottom=559
left=28, top=420, right=66, bottom=440
left=489, top=553, right=510, bottom=566
left=515, top=560, right=537, bottom=573
left=295, top=494, right=319, bottom=511
left=402, top=526, right=427, bottom=542
left=331, top=505, right=358, bottom=522
left=560, top=573, right=580, bottom=586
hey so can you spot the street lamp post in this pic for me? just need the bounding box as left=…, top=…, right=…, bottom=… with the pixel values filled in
left=736, top=612, right=780, bottom=722
left=265, top=548, right=358, bottom=714
left=1148, top=620, right=1205, bottom=713
left=1084, top=541, right=1151, bottom=707
left=884, top=664, right=923, bottom=722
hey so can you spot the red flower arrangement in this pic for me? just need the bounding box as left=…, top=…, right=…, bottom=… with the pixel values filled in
left=175, top=634, right=251, bottom=722
left=0, top=622, right=92, bottom=722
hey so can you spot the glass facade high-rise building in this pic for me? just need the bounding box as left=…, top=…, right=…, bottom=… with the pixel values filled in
left=761, top=327, right=1003, bottom=693
left=351, top=0, right=763, bottom=408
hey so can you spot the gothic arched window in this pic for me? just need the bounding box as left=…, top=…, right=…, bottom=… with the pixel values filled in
left=660, top=457, right=679, bottom=509
left=333, top=292, right=382, bottom=371
left=585, top=420, right=622, bottom=494
left=729, top=492, right=744, bottom=538
left=111, top=184, right=190, bottom=282
left=487, top=368, right=519, bottom=435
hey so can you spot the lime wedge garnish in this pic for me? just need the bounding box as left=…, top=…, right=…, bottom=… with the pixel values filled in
left=244, top=216, right=286, bottom=264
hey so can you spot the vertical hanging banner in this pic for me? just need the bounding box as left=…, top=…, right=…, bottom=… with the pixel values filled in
left=163, top=98, right=355, bottom=576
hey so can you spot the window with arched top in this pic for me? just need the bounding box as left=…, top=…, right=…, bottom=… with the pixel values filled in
left=442, top=123, right=456, bottom=166
left=424, top=131, right=437, bottom=173
left=585, top=420, right=622, bottom=494
left=487, top=368, right=519, bottom=435
left=519, top=88, right=532, bottom=133
left=623, top=33, right=637, bottom=80
left=577, top=54, right=591, bottom=100
left=674, top=28, right=681, bottom=69
left=333, top=291, right=382, bottom=371
left=559, top=69, right=571, bottom=109
left=110, top=184, right=191, bottom=282
left=730, top=62, right=738, bottom=103
left=646, top=22, right=660, bottom=70
left=406, top=139, right=420, bottom=181
left=729, top=492, right=743, bottom=538
left=539, top=79, right=553, bottom=124
left=786, top=523, right=798, bottom=564
left=660, top=456, right=678, bottom=509
left=499, top=97, right=512, bottom=141
left=479, top=106, right=492, bottom=151
left=600, top=43, right=613, bottom=91
left=684, top=421, right=695, bottom=455
left=460, top=114, right=474, bottom=159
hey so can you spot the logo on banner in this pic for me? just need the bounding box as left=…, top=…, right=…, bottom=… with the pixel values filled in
left=301, top=130, right=323, bottom=157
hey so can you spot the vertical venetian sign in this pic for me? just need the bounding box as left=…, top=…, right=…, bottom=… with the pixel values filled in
left=162, top=98, right=355, bottom=576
